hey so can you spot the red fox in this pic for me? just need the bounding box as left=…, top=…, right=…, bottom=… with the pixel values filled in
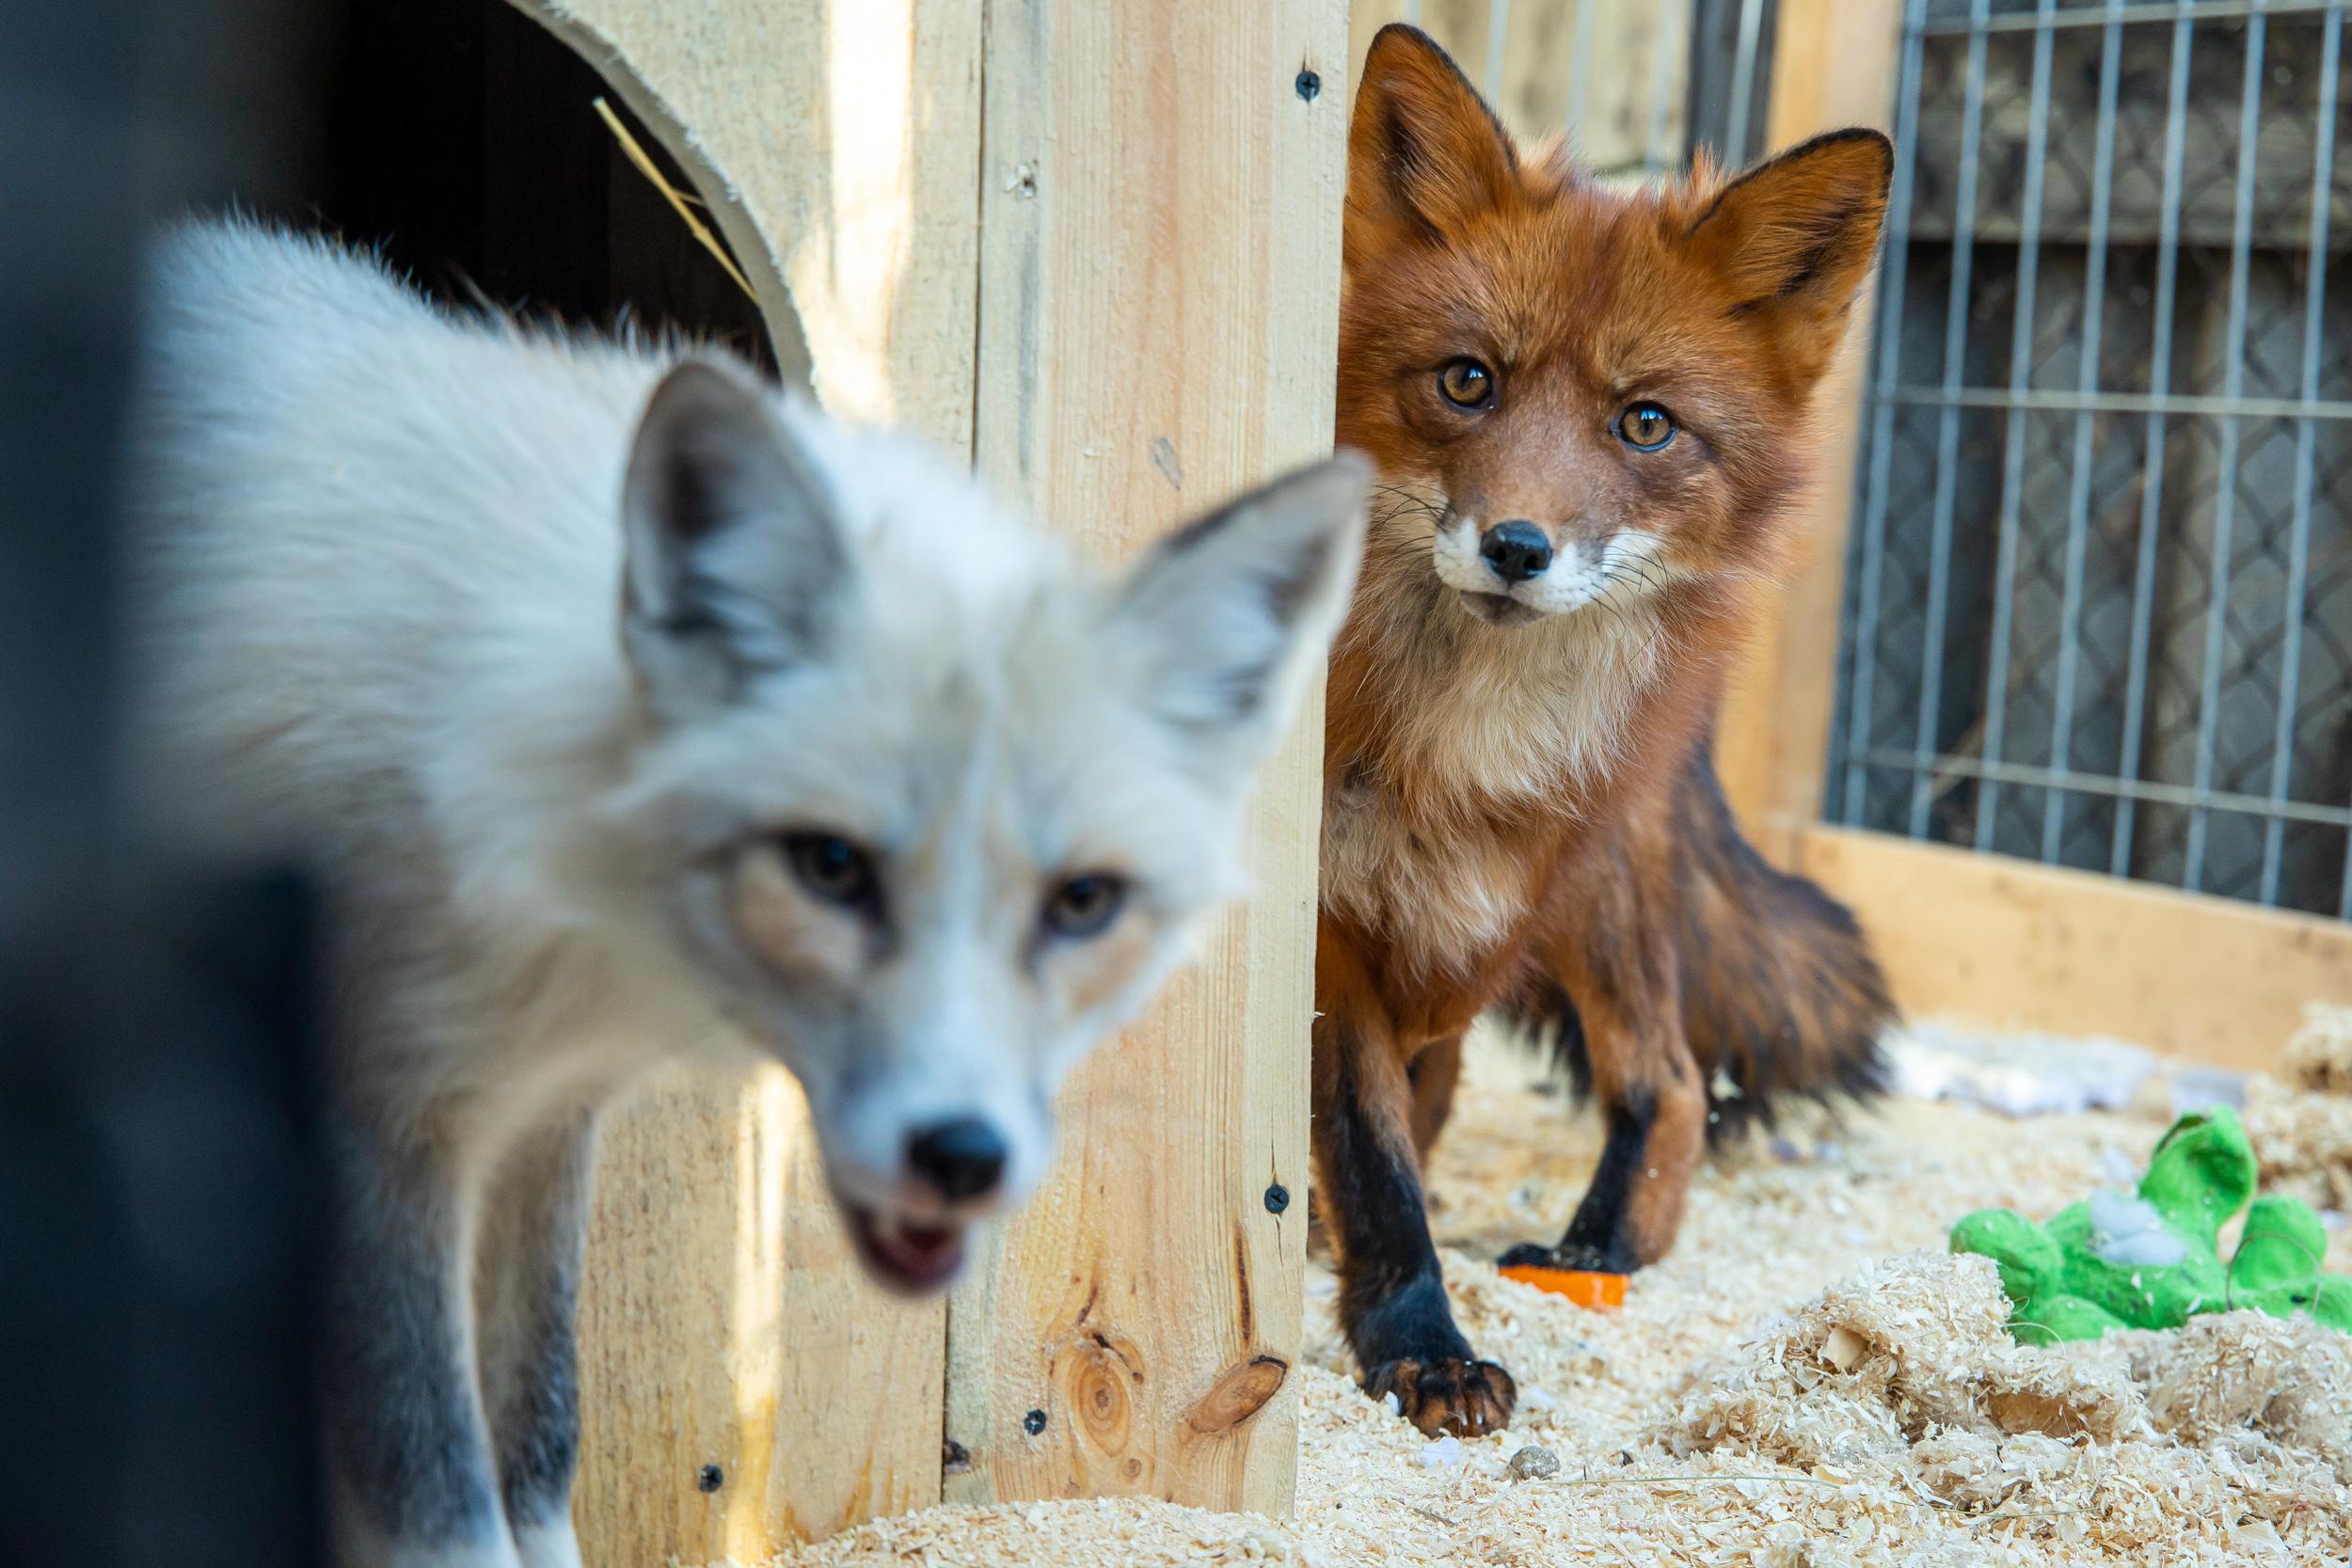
left=1313, top=24, right=1899, bottom=1437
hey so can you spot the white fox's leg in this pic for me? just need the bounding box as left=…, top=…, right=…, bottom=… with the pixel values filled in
left=324, top=1111, right=518, bottom=1568
left=476, top=1110, right=600, bottom=1568
left=506, top=1515, right=583, bottom=1568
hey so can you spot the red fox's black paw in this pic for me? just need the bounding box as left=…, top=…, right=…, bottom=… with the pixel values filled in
left=1500, top=1240, right=1634, bottom=1274
left=1365, top=1356, right=1518, bottom=1437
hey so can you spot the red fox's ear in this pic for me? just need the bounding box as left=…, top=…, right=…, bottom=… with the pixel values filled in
left=1347, top=24, right=1517, bottom=247
left=1686, top=129, right=1892, bottom=357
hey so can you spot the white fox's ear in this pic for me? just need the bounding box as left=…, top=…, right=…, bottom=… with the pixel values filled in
left=621, top=360, right=852, bottom=713
left=1113, top=451, right=1369, bottom=772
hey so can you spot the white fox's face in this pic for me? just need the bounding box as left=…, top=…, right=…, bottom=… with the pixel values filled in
left=607, top=363, right=1365, bottom=1292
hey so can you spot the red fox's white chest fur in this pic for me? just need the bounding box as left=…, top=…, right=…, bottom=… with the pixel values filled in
left=1321, top=587, right=1672, bottom=975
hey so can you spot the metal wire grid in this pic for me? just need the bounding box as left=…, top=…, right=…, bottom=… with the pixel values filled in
left=1831, top=0, right=2352, bottom=916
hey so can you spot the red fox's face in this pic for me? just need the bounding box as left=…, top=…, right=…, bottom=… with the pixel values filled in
left=1338, top=25, right=1890, bottom=629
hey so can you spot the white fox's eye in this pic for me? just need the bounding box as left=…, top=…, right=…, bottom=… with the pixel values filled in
left=783, top=832, right=880, bottom=911
left=1043, top=874, right=1126, bottom=939
left=1615, top=402, right=1677, bottom=451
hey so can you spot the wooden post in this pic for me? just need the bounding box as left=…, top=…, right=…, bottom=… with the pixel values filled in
left=1711, top=0, right=1905, bottom=864
left=945, top=0, right=1348, bottom=1518
left=501, top=3, right=983, bottom=1562
left=503, top=0, right=1342, bottom=1556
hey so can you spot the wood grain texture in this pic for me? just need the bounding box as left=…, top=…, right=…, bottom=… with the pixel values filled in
left=1346, top=0, right=1692, bottom=172
left=1347, top=3, right=1494, bottom=129
left=1802, top=827, right=2352, bottom=1071
left=1499, top=0, right=1692, bottom=171
left=945, top=0, right=1350, bottom=1520
left=502, top=2, right=982, bottom=1561
left=1711, top=0, right=1904, bottom=865
left=572, top=1070, right=948, bottom=1562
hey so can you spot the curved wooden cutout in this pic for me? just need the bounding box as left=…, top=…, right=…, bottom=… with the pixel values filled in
left=508, top=2, right=816, bottom=388
left=504, top=0, right=982, bottom=442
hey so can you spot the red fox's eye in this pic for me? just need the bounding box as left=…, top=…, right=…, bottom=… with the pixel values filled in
left=783, top=832, right=881, bottom=910
left=1043, top=873, right=1127, bottom=939
left=1437, top=359, right=1495, bottom=412
left=1615, top=402, right=1677, bottom=451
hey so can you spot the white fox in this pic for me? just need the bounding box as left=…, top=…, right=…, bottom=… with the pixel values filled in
left=125, top=220, right=1365, bottom=1568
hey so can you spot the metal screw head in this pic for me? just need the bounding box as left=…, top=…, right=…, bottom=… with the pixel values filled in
left=696, top=1464, right=724, bottom=1493
left=1295, top=69, right=1322, bottom=103
left=1023, top=1408, right=1048, bottom=1436
left=1263, top=1183, right=1291, bottom=1214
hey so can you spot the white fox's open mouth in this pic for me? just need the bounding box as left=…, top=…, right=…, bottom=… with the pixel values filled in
left=844, top=1204, right=968, bottom=1293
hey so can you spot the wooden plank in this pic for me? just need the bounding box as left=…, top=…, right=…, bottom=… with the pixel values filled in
left=1496, top=0, right=1578, bottom=141
left=1801, top=826, right=2352, bottom=1070
left=1498, top=0, right=1692, bottom=171
left=1424, top=0, right=1499, bottom=93
left=946, top=0, right=1349, bottom=1520
left=1348, top=2, right=1489, bottom=126
left=501, top=2, right=983, bottom=1560
left=1344, top=0, right=1692, bottom=174
left=1711, top=0, right=1905, bottom=865
left=1346, top=0, right=1413, bottom=112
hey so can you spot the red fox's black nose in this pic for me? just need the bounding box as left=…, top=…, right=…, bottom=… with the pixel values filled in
left=1480, top=521, right=1552, bottom=582
left=907, top=1117, right=1008, bottom=1203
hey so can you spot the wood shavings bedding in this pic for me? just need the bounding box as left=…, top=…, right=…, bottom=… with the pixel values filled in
left=2244, top=1077, right=2352, bottom=1212
left=2244, top=1006, right=2352, bottom=1212
left=2284, top=1004, right=2352, bottom=1097
left=740, top=1030, right=2352, bottom=1567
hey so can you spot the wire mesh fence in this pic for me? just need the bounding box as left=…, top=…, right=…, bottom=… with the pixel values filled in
left=1829, top=0, right=2352, bottom=916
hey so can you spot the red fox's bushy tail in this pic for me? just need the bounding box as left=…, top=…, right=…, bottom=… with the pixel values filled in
left=1511, top=742, right=1893, bottom=1135
left=1672, top=744, right=1893, bottom=1131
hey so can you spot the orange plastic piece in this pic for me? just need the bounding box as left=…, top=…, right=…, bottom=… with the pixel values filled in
left=1498, top=1263, right=1628, bottom=1309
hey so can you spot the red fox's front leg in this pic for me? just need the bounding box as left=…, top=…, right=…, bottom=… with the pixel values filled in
left=1503, top=892, right=1707, bottom=1275
left=1314, top=932, right=1516, bottom=1437
left=1406, top=1034, right=1464, bottom=1164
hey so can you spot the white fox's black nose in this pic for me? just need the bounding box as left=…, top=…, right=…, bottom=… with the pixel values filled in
left=907, top=1117, right=1009, bottom=1203
left=1480, top=521, right=1552, bottom=582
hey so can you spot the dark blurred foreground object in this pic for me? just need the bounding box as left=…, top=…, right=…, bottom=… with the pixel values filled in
left=0, top=1, right=331, bottom=1564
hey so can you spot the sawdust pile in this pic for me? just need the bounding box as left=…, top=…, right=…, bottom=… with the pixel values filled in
left=2284, top=1004, right=2352, bottom=1096
left=726, top=1498, right=1306, bottom=1566
left=2242, top=1002, right=2352, bottom=1212
left=744, top=1032, right=2352, bottom=1568
left=1661, top=1251, right=2138, bottom=1468
left=2243, top=1078, right=2352, bottom=1211
left=1662, top=1251, right=2349, bottom=1559
left=2108, top=1311, right=2352, bottom=1479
